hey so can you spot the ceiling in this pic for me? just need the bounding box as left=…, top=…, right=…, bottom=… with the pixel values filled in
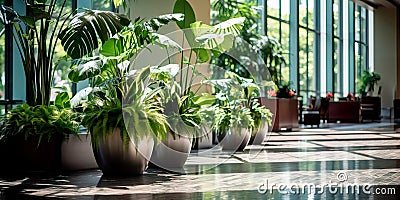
left=356, top=0, right=400, bottom=9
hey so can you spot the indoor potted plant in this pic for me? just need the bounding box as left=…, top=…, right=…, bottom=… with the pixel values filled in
left=248, top=99, right=273, bottom=145
left=0, top=0, right=129, bottom=172
left=206, top=74, right=255, bottom=151
left=359, top=71, right=381, bottom=96
left=149, top=0, right=246, bottom=169
left=63, top=14, right=183, bottom=175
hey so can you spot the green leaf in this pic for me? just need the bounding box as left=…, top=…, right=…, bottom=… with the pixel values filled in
left=68, top=60, right=103, bottom=83
left=153, top=33, right=182, bottom=51
left=100, top=37, right=124, bottom=57
left=70, top=87, right=93, bottom=108
left=151, top=64, right=180, bottom=78
left=193, top=93, right=216, bottom=107
left=59, top=10, right=130, bottom=59
left=0, top=5, right=19, bottom=25
left=173, top=0, right=196, bottom=29
left=54, top=92, right=71, bottom=109
left=194, top=48, right=210, bottom=63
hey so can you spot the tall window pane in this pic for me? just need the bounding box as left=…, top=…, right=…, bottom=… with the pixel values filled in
left=281, top=22, right=290, bottom=82
left=299, top=0, right=307, bottom=27
left=354, top=5, right=368, bottom=94
left=333, top=0, right=340, bottom=36
left=266, top=0, right=290, bottom=84
left=267, top=18, right=280, bottom=39
left=0, top=0, right=6, bottom=115
left=267, top=0, right=280, bottom=18
left=51, top=1, right=74, bottom=101
left=334, top=38, right=341, bottom=97
left=281, top=0, right=290, bottom=22
left=93, top=0, right=111, bottom=10
left=333, top=0, right=342, bottom=98
left=298, top=0, right=317, bottom=102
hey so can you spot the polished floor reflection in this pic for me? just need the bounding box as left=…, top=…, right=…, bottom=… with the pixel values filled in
left=0, top=122, right=399, bottom=199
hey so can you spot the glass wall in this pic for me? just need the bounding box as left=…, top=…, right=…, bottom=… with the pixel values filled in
left=0, top=0, right=6, bottom=115
left=263, top=0, right=371, bottom=101
left=265, top=0, right=290, bottom=83
left=51, top=0, right=114, bottom=99
left=298, top=0, right=318, bottom=99
left=354, top=5, right=369, bottom=94
left=333, top=0, right=343, bottom=98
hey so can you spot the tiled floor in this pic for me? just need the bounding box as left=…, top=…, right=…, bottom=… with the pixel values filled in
left=0, top=122, right=399, bottom=199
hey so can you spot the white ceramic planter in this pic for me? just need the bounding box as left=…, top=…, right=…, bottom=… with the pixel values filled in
left=61, top=133, right=98, bottom=171
left=150, top=133, right=192, bottom=169
left=218, top=128, right=251, bottom=151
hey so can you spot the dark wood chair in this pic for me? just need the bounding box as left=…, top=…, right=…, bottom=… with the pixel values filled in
left=360, top=96, right=381, bottom=122
left=303, top=96, right=321, bottom=127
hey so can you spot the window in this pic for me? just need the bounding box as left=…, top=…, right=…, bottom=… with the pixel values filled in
left=52, top=0, right=114, bottom=98
left=265, top=0, right=290, bottom=83
left=354, top=5, right=368, bottom=94
left=51, top=0, right=74, bottom=101
left=298, top=0, right=318, bottom=99
left=263, top=0, right=371, bottom=99
left=93, top=0, right=112, bottom=11
left=333, top=0, right=343, bottom=98
left=0, top=0, right=6, bottom=115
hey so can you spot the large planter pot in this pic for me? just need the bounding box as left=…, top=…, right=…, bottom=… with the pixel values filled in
left=92, top=128, right=154, bottom=176
left=192, top=126, right=213, bottom=149
left=0, top=134, right=63, bottom=174
left=61, top=133, right=98, bottom=171
left=150, top=132, right=192, bottom=169
left=249, top=122, right=269, bottom=145
left=217, top=128, right=251, bottom=151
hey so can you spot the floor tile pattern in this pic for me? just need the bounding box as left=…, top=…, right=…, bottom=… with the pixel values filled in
left=0, top=122, right=399, bottom=199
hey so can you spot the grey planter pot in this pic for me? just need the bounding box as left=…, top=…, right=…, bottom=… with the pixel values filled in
left=250, top=122, right=269, bottom=145
left=92, top=128, right=154, bottom=176
left=193, top=126, right=213, bottom=149
left=218, top=128, right=251, bottom=151
left=150, top=132, right=192, bottom=169
left=61, top=133, right=98, bottom=171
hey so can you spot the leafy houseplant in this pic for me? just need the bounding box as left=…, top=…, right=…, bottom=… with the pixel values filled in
left=0, top=0, right=131, bottom=172
left=0, top=97, right=79, bottom=172
left=359, top=71, right=381, bottom=96
left=148, top=0, right=246, bottom=167
left=211, top=0, right=286, bottom=88
left=62, top=13, right=183, bottom=175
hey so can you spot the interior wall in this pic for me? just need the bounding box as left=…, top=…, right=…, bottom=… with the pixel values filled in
left=125, top=0, right=210, bottom=69
left=373, top=5, right=397, bottom=107
left=397, top=6, right=400, bottom=99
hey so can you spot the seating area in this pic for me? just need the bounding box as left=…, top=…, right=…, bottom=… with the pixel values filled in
left=301, top=96, right=383, bottom=126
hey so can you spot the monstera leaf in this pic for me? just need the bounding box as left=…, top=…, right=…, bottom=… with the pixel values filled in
left=59, top=10, right=131, bottom=59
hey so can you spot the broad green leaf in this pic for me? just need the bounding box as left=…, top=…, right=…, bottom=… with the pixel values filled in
left=194, top=48, right=210, bottom=63
left=54, top=92, right=71, bottom=109
left=70, top=87, right=93, bottom=108
left=192, top=93, right=216, bottom=106
left=0, top=5, right=19, bottom=25
left=153, top=33, right=182, bottom=51
left=100, top=37, right=124, bottom=57
left=59, top=10, right=130, bottom=59
left=173, top=0, right=196, bottom=29
left=68, top=60, right=103, bottom=83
